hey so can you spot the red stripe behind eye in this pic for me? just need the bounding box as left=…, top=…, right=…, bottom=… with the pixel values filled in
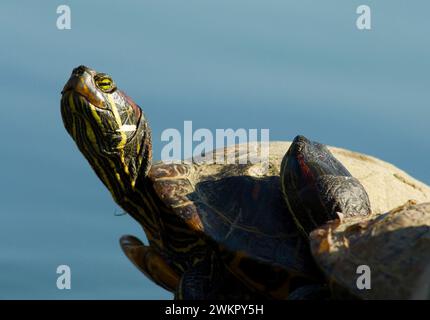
left=298, top=154, right=314, bottom=184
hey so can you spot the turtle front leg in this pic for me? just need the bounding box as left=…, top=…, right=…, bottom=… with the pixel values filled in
left=120, top=235, right=180, bottom=292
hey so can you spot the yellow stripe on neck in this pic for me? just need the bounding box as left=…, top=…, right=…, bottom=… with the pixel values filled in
left=106, top=94, right=131, bottom=179
left=107, top=94, right=127, bottom=149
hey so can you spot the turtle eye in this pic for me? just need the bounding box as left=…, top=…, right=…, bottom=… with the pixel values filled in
left=94, top=74, right=116, bottom=93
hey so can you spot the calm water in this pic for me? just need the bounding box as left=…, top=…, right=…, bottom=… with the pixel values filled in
left=0, top=1, right=428, bottom=299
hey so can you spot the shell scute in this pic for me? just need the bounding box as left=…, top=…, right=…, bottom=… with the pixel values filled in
left=149, top=162, right=192, bottom=180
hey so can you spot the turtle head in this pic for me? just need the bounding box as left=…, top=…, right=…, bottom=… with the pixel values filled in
left=61, top=66, right=152, bottom=199
left=286, top=136, right=334, bottom=170
left=283, top=135, right=351, bottom=187
left=281, top=135, right=371, bottom=236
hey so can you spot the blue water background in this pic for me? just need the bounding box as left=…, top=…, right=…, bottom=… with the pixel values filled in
left=0, top=1, right=428, bottom=299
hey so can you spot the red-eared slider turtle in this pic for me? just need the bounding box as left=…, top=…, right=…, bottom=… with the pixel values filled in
left=60, top=66, right=324, bottom=299
left=281, top=136, right=430, bottom=299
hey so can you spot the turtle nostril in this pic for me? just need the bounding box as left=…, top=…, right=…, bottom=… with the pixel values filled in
left=72, top=65, right=88, bottom=76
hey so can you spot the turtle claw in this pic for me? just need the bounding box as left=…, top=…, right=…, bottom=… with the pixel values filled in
left=334, top=211, right=344, bottom=222
left=120, top=234, right=145, bottom=248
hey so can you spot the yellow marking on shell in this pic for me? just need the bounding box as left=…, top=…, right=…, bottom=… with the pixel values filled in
left=171, top=201, right=194, bottom=209
left=151, top=176, right=187, bottom=181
